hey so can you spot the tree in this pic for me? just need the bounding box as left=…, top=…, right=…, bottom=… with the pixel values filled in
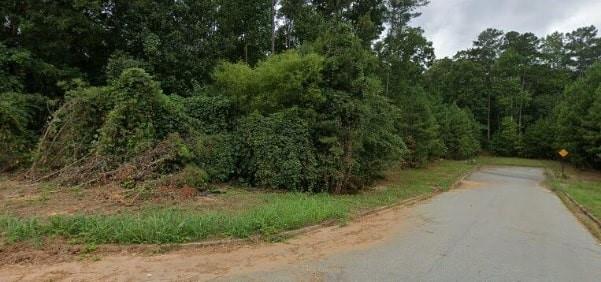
left=437, top=104, right=481, bottom=160
left=565, top=26, right=601, bottom=75
left=376, top=26, right=435, bottom=97
left=490, top=117, right=521, bottom=156
left=459, top=28, right=505, bottom=143
left=425, top=58, right=488, bottom=139
left=555, top=63, right=601, bottom=168
left=398, top=90, right=444, bottom=167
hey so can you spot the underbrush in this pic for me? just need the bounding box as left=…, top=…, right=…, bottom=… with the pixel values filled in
left=0, top=160, right=475, bottom=245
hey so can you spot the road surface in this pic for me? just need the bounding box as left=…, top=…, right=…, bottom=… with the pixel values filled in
left=229, top=166, right=601, bottom=281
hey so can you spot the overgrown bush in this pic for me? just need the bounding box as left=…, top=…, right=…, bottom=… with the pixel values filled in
left=0, top=92, right=48, bottom=170
left=179, top=93, right=236, bottom=134
left=213, top=50, right=325, bottom=115
left=105, top=51, right=154, bottom=83
left=237, top=110, right=319, bottom=191
left=34, top=86, right=113, bottom=170
left=34, top=68, right=197, bottom=182
left=166, top=164, right=209, bottom=190
left=191, top=133, right=239, bottom=182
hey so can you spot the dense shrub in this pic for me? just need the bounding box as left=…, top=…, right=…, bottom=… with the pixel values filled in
left=354, top=94, right=407, bottom=180
left=33, top=86, right=113, bottom=170
left=105, top=51, right=154, bottom=83
left=167, top=164, right=209, bottom=190
left=191, top=133, right=240, bottom=182
left=180, top=93, right=236, bottom=134
left=0, top=92, right=48, bottom=170
left=437, top=104, right=481, bottom=160
left=237, top=110, right=319, bottom=191
left=34, top=68, right=197, bottom=179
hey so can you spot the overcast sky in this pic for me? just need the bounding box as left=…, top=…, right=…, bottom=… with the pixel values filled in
left=411, top=0, right=601, bottom=58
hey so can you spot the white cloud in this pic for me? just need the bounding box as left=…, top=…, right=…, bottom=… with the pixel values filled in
left=411, top=0, right=601, bottom=58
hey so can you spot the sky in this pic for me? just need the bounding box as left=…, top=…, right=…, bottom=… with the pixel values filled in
left=411, top=0, right=601, bottom=58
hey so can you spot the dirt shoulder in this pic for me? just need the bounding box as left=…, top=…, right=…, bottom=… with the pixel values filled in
left=0, top=200, right=420, bottom=281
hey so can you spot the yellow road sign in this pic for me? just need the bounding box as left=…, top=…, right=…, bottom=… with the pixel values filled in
left=558, top=149, right=569, bottom=158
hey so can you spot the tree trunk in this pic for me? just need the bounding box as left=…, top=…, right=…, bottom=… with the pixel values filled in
left=487, top=91, right=491, bottom=142
left=271, top=0, right=277, bottom=54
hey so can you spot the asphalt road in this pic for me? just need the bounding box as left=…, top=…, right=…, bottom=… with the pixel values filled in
left=233, top=166, right=601, bottom=281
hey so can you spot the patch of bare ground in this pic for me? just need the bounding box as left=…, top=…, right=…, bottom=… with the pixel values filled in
left=0, top=200, right=422, bottom=281
left=0, top=175, right=255, bottom=218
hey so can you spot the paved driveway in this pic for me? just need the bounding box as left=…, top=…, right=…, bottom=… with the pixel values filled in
left=235, top=166, right=601, bottom=281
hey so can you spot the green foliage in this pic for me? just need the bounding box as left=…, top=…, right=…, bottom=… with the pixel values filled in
left=34, top=86, right=113, bottom=170
left=169, top=164, right=209, bottom=190
left=105, top=52, right=153, bottom=83
left=309, top=21, right=379, bottom=96
left=3, top=1, right=600, bottom=193
left=397, top=91, right=444, bottom=167
left=35, top=68, right=196, bottom=177
left=192, top=134, right=239, bottom=182
left=555, top=63, right=601, bottom=168
left=490, top=117, right=521, bottom=157
left=0, top=92, right=48, bottom=170
left=521, top=118, right=556, bottom=159
left=214, top=50, right=325, bottom=114
left=355, top=94, right=407, bottom=180
left=179, top=94, right=236, bottom=134
left=425, top=59, right=488, bottom=131
left=437, top=104, right=481, bottom=160
left=97, top=68, right=193, bottom=162
left=237, top=110, right=319, bottom=191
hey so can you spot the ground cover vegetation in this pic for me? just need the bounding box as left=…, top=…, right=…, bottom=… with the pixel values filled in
left=0, top=2, right=599, bottom=204
left=0, top=159, right=474, bottom=244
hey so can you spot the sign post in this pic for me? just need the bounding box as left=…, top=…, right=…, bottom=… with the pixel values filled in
left=558, top=149, right=569, bottom=178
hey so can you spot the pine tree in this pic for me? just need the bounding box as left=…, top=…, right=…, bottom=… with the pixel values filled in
left=491, top=117, right=521, bottom=156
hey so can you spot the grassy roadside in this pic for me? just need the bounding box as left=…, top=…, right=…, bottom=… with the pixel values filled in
left=0, top=160, right=476, bottom=245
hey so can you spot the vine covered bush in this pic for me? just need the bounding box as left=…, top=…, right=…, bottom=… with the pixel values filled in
left=33, top=68, right=198, bottom=186
left=0, top=92, right=48, bottom=170
left=237, top=110, right=318, bottom=191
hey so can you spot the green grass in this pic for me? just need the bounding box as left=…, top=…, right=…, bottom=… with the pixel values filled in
left=0, top=160, right=475, bottom=245
left=476, top=156, right=558, bottom=169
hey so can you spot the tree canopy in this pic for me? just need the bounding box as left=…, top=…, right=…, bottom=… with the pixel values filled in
left=1, top=1, right=600, bottom=191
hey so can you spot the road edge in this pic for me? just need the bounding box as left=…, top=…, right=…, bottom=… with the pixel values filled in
left=543, top=169, right=601, bottom=243
left=555, top=190, right=601, bottom=243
